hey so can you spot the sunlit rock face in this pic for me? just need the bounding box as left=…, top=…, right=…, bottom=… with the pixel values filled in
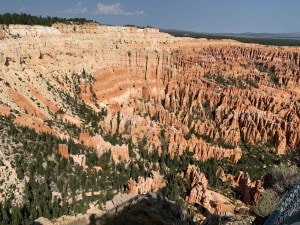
left=0, top=23, right=299, bottom=163
left=185, top=165, right=235, bottom=215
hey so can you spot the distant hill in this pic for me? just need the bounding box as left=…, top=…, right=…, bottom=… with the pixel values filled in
left=218, top=32, right=300, bottom=40
left=161, top=29, right=300, bottom=46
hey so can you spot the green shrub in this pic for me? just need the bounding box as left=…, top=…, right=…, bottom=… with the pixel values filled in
left=254, top=189, right=281, bottom=217
left=267, top=163, right=299, bottom=193
left=245, top=78, right=259, bottom=88
left=215, top=74, right=227, bottom=86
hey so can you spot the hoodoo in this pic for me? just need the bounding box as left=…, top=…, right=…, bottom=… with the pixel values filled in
left=0, top=17, right=299, bottom=225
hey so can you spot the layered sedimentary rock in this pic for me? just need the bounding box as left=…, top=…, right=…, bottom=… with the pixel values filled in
left=79, top=131, right=130, bottom=161
left=185, top=165, right=235, bottom=214
left=0, top=23, right=299, bottom=163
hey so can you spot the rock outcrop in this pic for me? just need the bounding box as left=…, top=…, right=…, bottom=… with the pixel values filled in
left=185, top=165, right=235, bottom=215
left=79, top=131, right=129, bottom=162
left=33, top=217, right=53, bottom=225
left=217, top=167, right=263, bottom=205
left=58, top=144, right=69, bottom=158
left=0, top=22, right=299, bottom=225
left=0, top=23, right=299, bottom=166
left=128, top=171, right=166, bottom=195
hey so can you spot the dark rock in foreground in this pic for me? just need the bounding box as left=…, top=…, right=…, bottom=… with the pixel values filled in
left=89, top=192, right=192, bottom=225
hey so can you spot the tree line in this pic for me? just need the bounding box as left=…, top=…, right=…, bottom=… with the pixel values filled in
left=0, top=13, right=96, bottom=26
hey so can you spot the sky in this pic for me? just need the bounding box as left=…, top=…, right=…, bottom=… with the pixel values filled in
left=0, top=0, right=300, bottom=33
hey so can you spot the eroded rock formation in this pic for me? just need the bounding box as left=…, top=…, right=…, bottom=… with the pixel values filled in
left=185, top=165, right=235, bottom=215
left=79, top=131, right=129, bottom=162
left=0, top=23, right=299, bottom=164
left=128, top=171, right=166, bottom=195
left=58, top=144, right=69, bottom=158
left=0, top=23, right=299, bottom=224
left=217, top=167, right=263, bottom=205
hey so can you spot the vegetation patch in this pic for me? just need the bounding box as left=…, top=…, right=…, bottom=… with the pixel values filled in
left=0, top=13, right=96, bottom=26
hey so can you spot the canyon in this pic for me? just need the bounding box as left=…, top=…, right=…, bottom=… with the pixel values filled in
left=0, top=22, right=299, bottom=224
left=1, top=24, right=299, bottom=159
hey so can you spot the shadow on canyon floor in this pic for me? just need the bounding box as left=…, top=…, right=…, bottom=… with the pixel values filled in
left=88, top=194, right=191, bottom=225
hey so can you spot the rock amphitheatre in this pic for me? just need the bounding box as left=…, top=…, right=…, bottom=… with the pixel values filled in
left=1, top=23, right=299, bottom=157
left=0, top=22, right=300, bottom=223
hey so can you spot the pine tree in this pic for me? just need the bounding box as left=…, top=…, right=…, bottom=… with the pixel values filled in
left=0, top=203, right=9, bottom=225
left=11, top=206, right=22, bottom=225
